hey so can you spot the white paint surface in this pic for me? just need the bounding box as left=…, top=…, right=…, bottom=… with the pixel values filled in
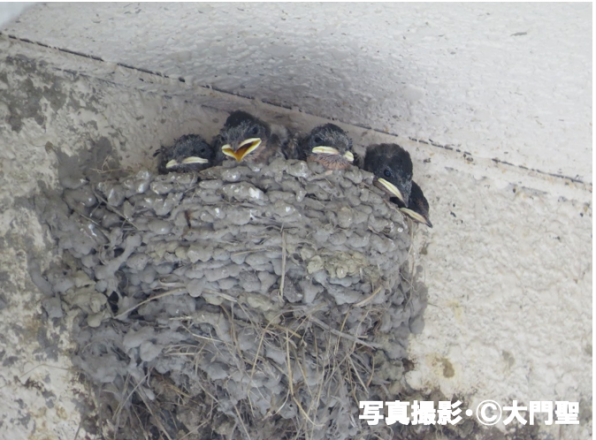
left=0, top=3, right=592, bottom=439
left=2, top=2, right=591, bottom=183
left=0, top=3, right=33, bottom=29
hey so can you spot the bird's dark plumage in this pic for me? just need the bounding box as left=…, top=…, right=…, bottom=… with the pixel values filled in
left=155, top=134, right=214, bottom=175
left=213, top=111, right=281, bottom=164
left=362, top=143, right=413, bottom=205
left=391, top=181, right=432, bottom=228
left=296, top=124, right=354, bottom=170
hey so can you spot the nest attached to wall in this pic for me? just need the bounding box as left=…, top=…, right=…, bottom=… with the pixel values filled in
left=39, top=157, right=427, bottom=440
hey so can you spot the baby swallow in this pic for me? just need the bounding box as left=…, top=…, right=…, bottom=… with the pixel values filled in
left=297, top=124, right=354, bottom=170
left=362, top=143, right=413, bottom=205
left=156, top=134, right=214, bottom=174
left=392, top=181, right=433, bottom=228
left=213, top=110, right=280, bottom=164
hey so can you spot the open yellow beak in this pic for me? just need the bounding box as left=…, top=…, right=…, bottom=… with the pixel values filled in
left=377, top=178, right=405, bottom=203
left=222, top=138, right=262, bottom=162
left=343, top=151, right=354, bottom=163
left=400, top=207, right=433, bottom=228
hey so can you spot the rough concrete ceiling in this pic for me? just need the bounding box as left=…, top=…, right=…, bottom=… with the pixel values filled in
left=2, top=2, right=591, bottom=184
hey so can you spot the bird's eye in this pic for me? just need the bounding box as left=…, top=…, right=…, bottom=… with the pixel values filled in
left=251, top=126, right=259, bottom=135
left=313, top=135, right=323, bottom=144
left=383, top=169, right=392, bottom=178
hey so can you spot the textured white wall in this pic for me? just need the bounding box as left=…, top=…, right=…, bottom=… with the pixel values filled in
left=0, top=3, right=33, bottom=28
left=2, top=2, right=591, bottom=183
left=0, top=3, right=591, bottom=439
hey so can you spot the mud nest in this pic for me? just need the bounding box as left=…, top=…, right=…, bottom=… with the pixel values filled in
left=38, top=157, right=428, bottom=440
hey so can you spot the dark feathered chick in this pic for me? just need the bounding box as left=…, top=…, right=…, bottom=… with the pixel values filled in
left=362, top=143, right=413, bottom=205
left=391, top=181, right=432, bottom=228
left=296, top=124, right=354, bottom=170
left=156, top=134, right=214, bottom=175
left=213, top=111, right=280, bottom=164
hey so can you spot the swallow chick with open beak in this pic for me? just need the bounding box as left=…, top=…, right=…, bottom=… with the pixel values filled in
left=391, top=181, right=433, bottom=228
left=297, top=124, right=354, bottom=170
left=213, top=110, right=281, bottom=165
left=362, top=143, right=413, bottom=206
left=155, top=134, right=215, bottom=175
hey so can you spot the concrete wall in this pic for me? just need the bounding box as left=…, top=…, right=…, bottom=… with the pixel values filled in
left=0, top=3, right=591, bottom=439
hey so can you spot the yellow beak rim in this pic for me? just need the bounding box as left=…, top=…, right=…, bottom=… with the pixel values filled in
left=311, top=146, right=340, bottom=155
left=165, top=159, right=179, bottom=169
left=377, top=178, right=404, bottom=203
left=400, top=207, right=433, bottom=228
left=180, top=156, right=209, bottom=165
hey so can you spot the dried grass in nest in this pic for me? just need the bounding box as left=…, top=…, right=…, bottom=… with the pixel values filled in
left=39, top=158, right=427, bottom=440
